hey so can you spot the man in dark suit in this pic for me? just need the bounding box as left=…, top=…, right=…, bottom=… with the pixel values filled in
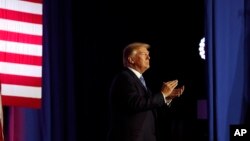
left=107, top=42, right=184, bottom=141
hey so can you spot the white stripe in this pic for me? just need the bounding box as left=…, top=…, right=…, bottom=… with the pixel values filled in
left=0, top=18, right=42, bottom=36
left=1, top=84, right=41, bottom=98
left=0, top=40, right=42, bottom=56
left=0, top=62, right=41, bottom=77
left=0, top=0, right=42, bottom=15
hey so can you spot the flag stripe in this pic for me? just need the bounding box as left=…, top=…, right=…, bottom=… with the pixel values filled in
left=21, top=0, right=43, bottom=4
left=0, top=40, right=42, bottom=57
left=0, top=52, right=42, bottom=66
left=0, top=74, right=41, bottom=87
left=0, top=18, right=42, bottom=35
left=0, top=8, right=42, bottom=24
left=1, top=84, right=41, bottom=98
left=0, top=0, right=43, bottom=108
left=2, top=96, right=41, bottom=108
left=0, top=0, right=42, bottom=15
left=0, top=62, right=41, bottom=77
left=0, top=30, right=42, bottom=45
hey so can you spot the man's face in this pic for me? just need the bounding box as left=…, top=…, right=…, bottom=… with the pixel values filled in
left=132, top=47, right=150, bottom=73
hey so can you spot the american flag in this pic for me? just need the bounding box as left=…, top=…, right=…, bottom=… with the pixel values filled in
left=0, top=0, right=43, bottom=108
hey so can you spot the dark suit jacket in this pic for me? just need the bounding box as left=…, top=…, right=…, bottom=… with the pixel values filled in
left=107, top=68, right=165, bottom=141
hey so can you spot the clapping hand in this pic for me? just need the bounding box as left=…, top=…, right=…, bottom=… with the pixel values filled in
left=161, top=80, right=178, bottom=97
left=166, top=85, right=185, bottom=99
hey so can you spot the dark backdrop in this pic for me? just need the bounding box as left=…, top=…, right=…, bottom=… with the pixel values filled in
left=72, top=0, right=206, bottom=140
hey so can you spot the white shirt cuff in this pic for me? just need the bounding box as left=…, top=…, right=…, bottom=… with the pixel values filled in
left=161, top=93, right=172, bottom=105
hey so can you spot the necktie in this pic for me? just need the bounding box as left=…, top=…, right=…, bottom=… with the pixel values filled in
left=139, top=76, right=147, bottom=89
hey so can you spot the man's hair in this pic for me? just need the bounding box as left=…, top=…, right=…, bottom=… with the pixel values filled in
left=123, top=42, right=150, bottom=67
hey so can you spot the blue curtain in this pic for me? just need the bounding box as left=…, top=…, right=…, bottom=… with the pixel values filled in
left=205, top=0, right=250, bottom=141
left=4, top=0, right=76, bottom=141
left=245, top=0, right=250, bottom=126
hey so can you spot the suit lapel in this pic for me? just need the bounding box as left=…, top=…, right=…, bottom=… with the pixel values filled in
left=125, top=68, right=149, bottom=95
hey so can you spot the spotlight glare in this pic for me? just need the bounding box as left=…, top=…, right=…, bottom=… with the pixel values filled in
left=199, top=37, right=205, bottom=60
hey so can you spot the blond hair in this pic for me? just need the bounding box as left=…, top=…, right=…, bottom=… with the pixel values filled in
left=123, top=42, right=150, bottom=67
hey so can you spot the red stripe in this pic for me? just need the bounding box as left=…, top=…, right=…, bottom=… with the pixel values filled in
left=0, top=52, right=42, bottom=66
left=2, top=95, right=41, bottom=108
left=21, top=0, right=43, bottom=4
left=0, top=30, right=42, bottom=45
left=0, top=74, right=41, bottom=87
left=0, top=8, right=42, bottom=24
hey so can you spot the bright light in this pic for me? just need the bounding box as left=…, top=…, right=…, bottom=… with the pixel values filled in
left=199, top=37, right=205, bottom=60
